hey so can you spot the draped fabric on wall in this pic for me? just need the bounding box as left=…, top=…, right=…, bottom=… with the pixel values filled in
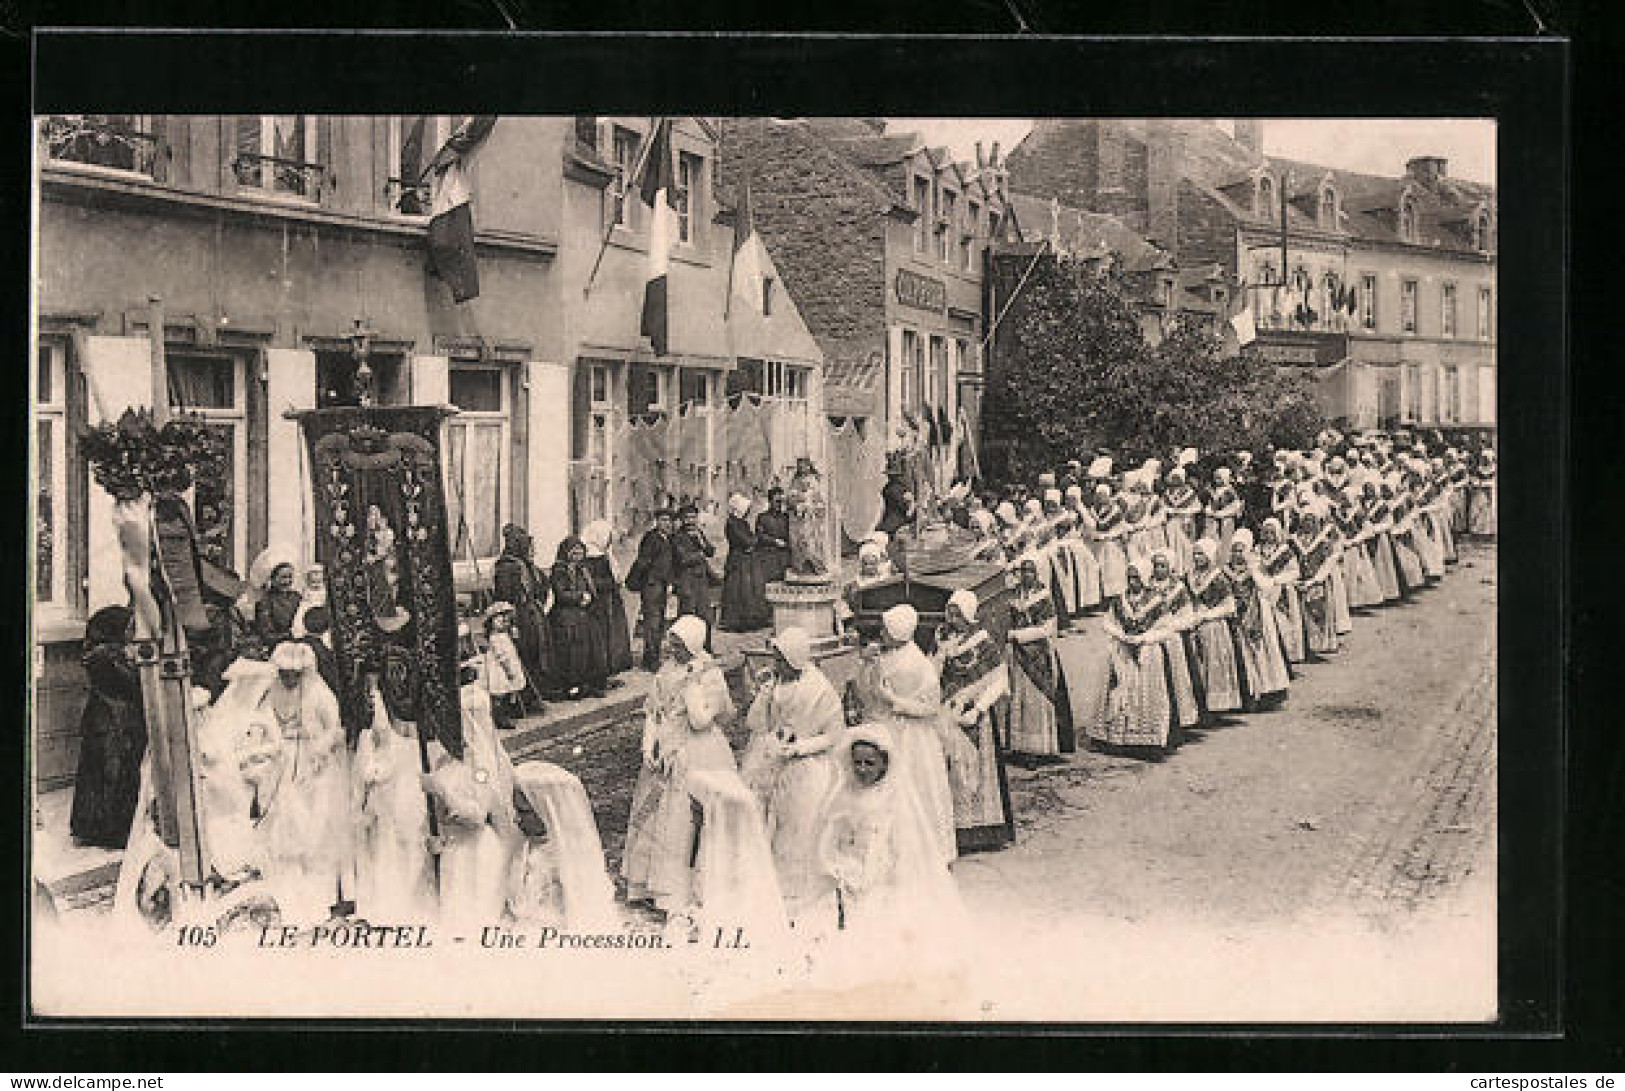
left=827, top=418, right=887, bottom=546
left=599, top=396, right=847, bottom=562
left=722, top=394, right=775, bottom=511
left=672, top=402, right=712, bottom=508
left=617, top=414, right=672, bottom=547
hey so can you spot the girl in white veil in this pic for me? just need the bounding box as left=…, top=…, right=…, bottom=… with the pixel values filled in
left=816, top=723, right=969, bottom=986
left=352, top=679, right=435, bottom=922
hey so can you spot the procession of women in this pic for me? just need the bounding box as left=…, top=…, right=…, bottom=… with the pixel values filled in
left=69, top=423, right=1493, bottom=991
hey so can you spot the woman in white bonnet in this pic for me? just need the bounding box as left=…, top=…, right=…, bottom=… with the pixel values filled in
left=621, top=614, right=738, bottom=915
left=936, top=587, right=1016, bottom=849
left=1060, top=484, right=1103, bottom=612
left=866, top=604, right=956, bottom=868
left=739, top=625, right=843, bottom=923
left=255, top=640, right=351, bottom=926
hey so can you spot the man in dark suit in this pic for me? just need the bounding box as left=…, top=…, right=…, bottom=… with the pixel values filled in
left=671, top=502, right=717, bottom=652
left=634, top=508, right=677, bottom=672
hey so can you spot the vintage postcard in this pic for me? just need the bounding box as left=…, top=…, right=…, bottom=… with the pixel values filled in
left=29, top=105, right=1501, bottom=1022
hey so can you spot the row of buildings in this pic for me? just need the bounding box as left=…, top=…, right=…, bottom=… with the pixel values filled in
left=31, top=114, right=1496, bottom=785
left=999, top=119, right=1499, bottom=433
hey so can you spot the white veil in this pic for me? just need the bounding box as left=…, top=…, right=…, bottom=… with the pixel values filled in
left=687, top=768, right=790, bottom=945
left=510, top=760, right=618, bottom=930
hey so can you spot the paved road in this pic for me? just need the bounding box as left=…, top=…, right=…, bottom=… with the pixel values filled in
left=952, top=542, right=1498, bottom=1021
left=958, top=541, right=1497, bottom=926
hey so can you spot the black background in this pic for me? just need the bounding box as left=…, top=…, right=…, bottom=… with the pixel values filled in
left=4, top=8, right=1610, bottom=1073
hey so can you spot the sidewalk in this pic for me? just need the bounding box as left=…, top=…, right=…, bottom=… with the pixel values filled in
left=32, top=788, right=122, bottom=909
left=501, top=623, right=768, bottom=759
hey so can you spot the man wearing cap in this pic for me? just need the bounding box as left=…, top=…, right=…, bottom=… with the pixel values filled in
left=671, top=503, right=717, bottom=653
left=631, top=508, right=678, bottom=672
left=739, top=626, right=843, bottom=920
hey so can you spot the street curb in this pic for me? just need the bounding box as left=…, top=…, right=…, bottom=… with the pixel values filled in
left=501, top=656, right=752, bottom=761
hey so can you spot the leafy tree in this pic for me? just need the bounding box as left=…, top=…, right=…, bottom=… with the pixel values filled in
left=983, top=255, right=1326, bottom=485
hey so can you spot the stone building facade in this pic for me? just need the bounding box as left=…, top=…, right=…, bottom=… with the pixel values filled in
left=1005, top=119, right=1497, bottom=435
left=717, top=118, right=1011, bottom=447
left=31, top=113, right=825, bottom=789
left=34, top=113, right=564, bottom=787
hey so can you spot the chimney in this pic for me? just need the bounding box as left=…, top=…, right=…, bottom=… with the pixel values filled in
left=1233, top=119, right=1264, bottom=157
left=1406, top=156, right=1448, bottom=187
left=975, top=141, right=985, bottom=169
left=1096, top=120, right=1126, bottom=201
left=990, top=141, right=1001, bottom=167
left=1147, top=118, right=1179, bottom=255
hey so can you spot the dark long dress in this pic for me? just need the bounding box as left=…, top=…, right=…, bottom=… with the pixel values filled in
left=493, top=550, right=553, bottom=696
left=584, top=554, right=634, bottom=676
left=550, top=560, right=609, bottom=693
left=753, top=508, right=791, bottom=587
left=69, top=632, right=147, bottom=849
left=253, top=589, right=302, bottom=648
left=719, top=514, right=771, bottom=632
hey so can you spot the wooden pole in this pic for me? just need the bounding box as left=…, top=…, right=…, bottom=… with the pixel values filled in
left=583, top=117, right=663, bottom=298
left=137, top=293, right=209, bottom=886
left=148, top=296, right=169, bottom=425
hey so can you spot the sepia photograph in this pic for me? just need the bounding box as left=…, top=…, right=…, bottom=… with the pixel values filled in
left=28, top=106, right=1502, bottom=1022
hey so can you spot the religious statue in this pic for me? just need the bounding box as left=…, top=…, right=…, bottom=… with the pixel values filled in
left=786, top=457, right=832, bottom=581
left=363, top=503, right=411, bottom=634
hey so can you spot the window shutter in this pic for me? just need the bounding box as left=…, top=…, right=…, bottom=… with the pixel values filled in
left=571, top=361, right=592, bottom=461
left=575, top=116, right=599, bottom=152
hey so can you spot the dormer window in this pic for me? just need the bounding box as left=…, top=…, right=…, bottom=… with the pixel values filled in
left=1398, top=194, right=1419, bottom=243
left=1256, top=174, right=1275, bottom=218
left=1474, top=208, right=1495, bottom=252
left=913, top=176, right=931, bottom=252
left=1319, top=186, right=1338, bottom=230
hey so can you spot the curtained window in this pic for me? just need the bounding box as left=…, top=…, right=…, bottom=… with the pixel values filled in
left=446, top=363, right=510, bottom=563
left=233, top=115, right=322, bottom=198
left=168, top=352, right=246, bottom=572
left=387, top=116, right=455, bottom=216
left=35, top=343, right=67, bottom=605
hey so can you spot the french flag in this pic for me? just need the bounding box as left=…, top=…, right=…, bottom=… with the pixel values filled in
left=426, top=116, right=497, bottom=304
left=638, top=120, right=676, bottom=356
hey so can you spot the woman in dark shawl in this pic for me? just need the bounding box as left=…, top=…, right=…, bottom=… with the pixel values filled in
left=69, top=605, right=147, bottom=848
left=720, top=492, right=771, bottom=632
left=580, top=519, right=633, bottom=678
left=493, top=523, right=554, bottom=700
left=754, top=487, right=792, bottom=586
left=550, top=536, right=609, bottom=699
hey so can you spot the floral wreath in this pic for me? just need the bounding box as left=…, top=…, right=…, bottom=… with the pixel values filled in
left=80, top=408, right=229, bottom=502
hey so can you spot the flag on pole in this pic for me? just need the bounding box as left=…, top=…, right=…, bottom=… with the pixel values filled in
left=639, top=119, right=677, bottom=356
left=426, top=115, right=498, bottom=303
left=1231, top=307, right=1258, bottom=346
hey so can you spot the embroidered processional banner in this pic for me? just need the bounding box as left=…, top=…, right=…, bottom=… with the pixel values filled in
left=298, top=406, right=464, bottom=758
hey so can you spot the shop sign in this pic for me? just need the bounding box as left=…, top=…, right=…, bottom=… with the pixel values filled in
left=1252, top=331, right=1349, bottom=367
left=895, top=268, right=947, bottom=314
